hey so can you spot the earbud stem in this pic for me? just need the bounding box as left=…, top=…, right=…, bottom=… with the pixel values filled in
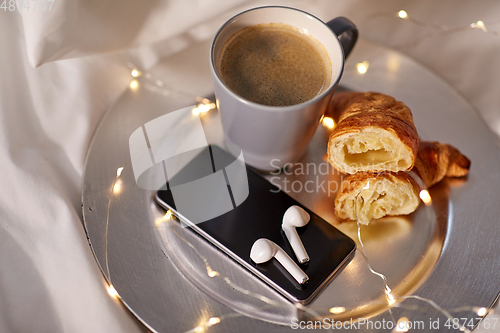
left=274, top=247, right=309, bottom=284
left=284, top=227, right=310, bottom=264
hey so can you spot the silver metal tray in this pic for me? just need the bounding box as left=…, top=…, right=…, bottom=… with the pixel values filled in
left=82, top=38, right=500, bottom=332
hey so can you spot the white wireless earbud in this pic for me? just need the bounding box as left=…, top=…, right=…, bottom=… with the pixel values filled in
left=250, top=238, right=309, bottom=284
left=282, top=205, right=310, bottom=264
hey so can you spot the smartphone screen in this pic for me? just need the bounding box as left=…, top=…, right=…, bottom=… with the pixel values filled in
left=156, top=145, right=355, bottom=304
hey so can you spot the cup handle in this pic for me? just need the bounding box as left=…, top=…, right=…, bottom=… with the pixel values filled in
left=326, top=17, right=358, bottom=59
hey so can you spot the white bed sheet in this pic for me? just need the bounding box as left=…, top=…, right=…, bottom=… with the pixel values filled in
left=0, top=1, right=499, bottom=332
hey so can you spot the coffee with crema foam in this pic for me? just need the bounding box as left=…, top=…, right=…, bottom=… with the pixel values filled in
left=217, top=23, right=332, bottom=107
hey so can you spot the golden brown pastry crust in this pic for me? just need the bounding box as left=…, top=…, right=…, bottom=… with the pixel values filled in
left=326, top=91, right=365, bottom=122
left=334, top=140, right=471, bottom=224
left=327, top=92, right=419, bottom=174
left=335, top=171, right=420, bottom=224
left=413, top=141, right=471, bottom=188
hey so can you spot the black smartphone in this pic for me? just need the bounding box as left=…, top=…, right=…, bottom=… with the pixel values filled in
left=156, top=145, right=355, bottom=304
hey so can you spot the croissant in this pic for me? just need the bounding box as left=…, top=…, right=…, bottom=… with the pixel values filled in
left=327, top=92, right=419, bottom=174
left=412, top=141, right=471, bottom=188
left=335, top=141, right=471, bottom=224
left=335, top=172, right=420, bottom=224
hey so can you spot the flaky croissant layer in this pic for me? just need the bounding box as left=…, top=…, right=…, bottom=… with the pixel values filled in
left=334, top=141, right=471, bottom=224
left=327, top=92, right=419, bottom=174
left=413, top=141, right=471, bottom=188
left=335, top=172, right=420, bottom=225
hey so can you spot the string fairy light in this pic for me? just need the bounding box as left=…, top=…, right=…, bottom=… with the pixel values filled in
left=329, top=306, right=346, bottom=314
left=123, top=60, right=217, bottom=113
left=353, top=9, right=500, bottom=76
left=131, top=69, right=141, bottom=78
left=111, top=43, right=493, bottom=330
left=419, top=189, right=432, bottom=205
left=471, top=20, right=488, bottom=32
left=129, top=80, right=139, bottom=90
left=127, top=69, right=216, bottom=113
left=107, top=284, right=119, bottom=298
left=103, top=160, right=324, bottom=330
left=353, top=183, right=476, bottom=333
left=321, top=116, right=335, bottom=129
left=112, top=179, right=122, bottom=194
left=155, top=210, right=173, bottom=226
left=356, top=61, right=369, bottom=74
left=386, top=286, right=396, bottom=306
left=477, top=307, right=488, bottom=316
left=394, top=317, right=410, bottom=332
left=405, top=170, right=433, bottom=206
left=103, top=164, right=129, bottom=286
left=207, top=317, right=221, bottom=327
left=192, top=102, right=216, bottom=116
left=146, top=178, right=488, bottom=332
left=189, top=326, right=203, bottom=333
left=159, top=220, right=326, bottom=332
left=398, top=10, right=408, bottom=19
left=370, top=9, right=500, bottom=47
left=206, top=266, right=219, bottom=278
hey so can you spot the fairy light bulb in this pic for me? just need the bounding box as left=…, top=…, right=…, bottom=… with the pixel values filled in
left=387, top=292, right=396, bottom=305
left=107, top=284, right=119, bottom=298
left=356, top=61, right=369, bottom=74
left=477, top=307, right=487, bottom=316
left=207, top=266, right=219, bottom=277
left=155, top=210, right=173, bottom=226
left=116, top=167, right=123, bottom=177
left=192, top=102, right=216, bottom=116
left=395, top=317, right=410, bottom=332
left=471, top=20, right=487, bottom=32
left=385, top=285, right=396, bottom=305
left=129, top=80, right=139, bottom=90
left=398, top=10, right=408, bottom=19
left=419, top=189, right=432, bottom=205
left=322, top=116, right=335, bottom=129
left=131, top=69, right=141, bottom=77
left=329, top=306, right=345, bottom=314
left=207, top=317, right=220, bottom=327
left=197, top=104, right=211, bottom=113
left=113, top=179, right=122, bottom=194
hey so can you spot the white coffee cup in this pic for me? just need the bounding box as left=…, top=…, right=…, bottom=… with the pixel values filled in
left=210, top=6, right=357, bottom=171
